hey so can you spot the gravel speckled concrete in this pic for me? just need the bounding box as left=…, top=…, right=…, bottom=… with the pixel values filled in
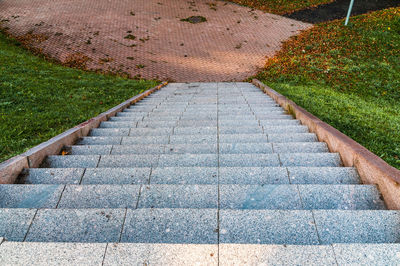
left=219, top=244, right=336, bottom=265
left=44, top=155, right=100, bottom=168
left=280, top=153, right=341, bottom=167
left=25, top=209, right=125, bottom=242
left=77, top=137, right=122, bottom=145
left=0, top=242, right=106, bottom=265
left=90, top=128, right=130, bottom=136
left=67, top=145, right=112, bottom=155
left=158, top=154, right=217, bottom=167
left=58, top=185, right=140, bottom=208
left=122, top=208, right=218, bottom=244
left=313, top=210, right=400, bottom=244
left=219, top=154, right=280, bottom=167
left=23, top=168, right=84, bottom=184
left=220, top=185, right=302, bottom=209
left=150, top=167, right=218, bottom=184
left=81, top=168, right=150, bottom=184
left=219, top=143, right=273, bottom=154
left=219, top=167, right=289, bottom=184
left=0, top=185, right=63, bottom=208
left=98, top=155, right=158, bottom=168
left=298, top=185, right=386, bottom=210
left=0, top=209, right=36, bottom=241
left=333, top=243, right=400, bottom=265
left=104, top=243, right=218, bottom=265
left=138, top=185, right=217, bottom=208
left=219, top=210, right=319, bottom=244
left=288, top=167, right=360, bottom=184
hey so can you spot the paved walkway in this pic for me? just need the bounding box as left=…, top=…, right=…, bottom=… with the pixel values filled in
left=1, top=83, right=399, bottom=264
left=0, top=0, right=310, bottom=81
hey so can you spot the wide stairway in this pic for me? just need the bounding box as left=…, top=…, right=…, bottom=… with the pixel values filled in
left=1, top=82, right=399, bottom=265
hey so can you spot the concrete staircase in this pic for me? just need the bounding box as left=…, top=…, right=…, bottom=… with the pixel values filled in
left=1, top=82, right=399, bottom=265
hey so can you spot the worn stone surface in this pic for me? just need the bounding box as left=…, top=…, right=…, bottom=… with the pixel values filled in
left=44, top=155, right=100, bottom=168
left=298, top=185, right=386, bottom=210
left=138, top=185, right=217, bottom=208
left=219, top=244, right=336, bottom=265
left=25, top=209, right=125, bottom=242
left=24, top=168, right=84, bottom=184
left=219, top=210, right=319, bottom=244
left=0, top=208, right=36, bottom=241
left=150, top=167, right=218, bottom=184
left=219, top=167, right=289, bottom=184
left=104, top=243, right=218, bottom=265
left=0, top=184, right=64, bottom=208
left=287, top=167, right=360, bottom=184
left=0, top=242, right=106, bottom=265
left=220, top=185, right=302, bottom=209
left=81, top=169, right=144, bottom=186
left=313, top=210, right=400, bottom=244
left=333, top=244, right=400, bottom=265
left=58, top=185, right=140, bottom=208
left=122, top=208, right=218, bottom=243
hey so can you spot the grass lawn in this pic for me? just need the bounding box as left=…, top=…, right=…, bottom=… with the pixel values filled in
left=255, top=7, right=400, bottom=169
left=0, top=32, right=159, bottom=163
left=226, top=0, right=334, bottom=15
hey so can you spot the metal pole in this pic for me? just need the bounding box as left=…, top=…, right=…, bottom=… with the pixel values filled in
left=345, top=0, right=355, bottom=25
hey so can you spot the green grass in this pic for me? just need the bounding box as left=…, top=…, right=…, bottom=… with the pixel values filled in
left=0, top=32, right=159, bottom=162
left=226, top=0, right=333, bottom=15
left=255, top=7, right=400, bottom=169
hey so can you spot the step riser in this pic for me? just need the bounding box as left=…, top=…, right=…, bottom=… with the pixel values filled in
left=66, top=143, right=329, bottom=155
left=0, top=185, right=385, bottom=210
left=23, top=167, right=360, bottom=185
left=43, top=153, right=341, bottom=168
left=1, top=209, right=398, bottom=244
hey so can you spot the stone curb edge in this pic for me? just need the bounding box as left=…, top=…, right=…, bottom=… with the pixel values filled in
left=0, top=81, right=168, bottom=184
left=252, top=79, right=400, bottom=209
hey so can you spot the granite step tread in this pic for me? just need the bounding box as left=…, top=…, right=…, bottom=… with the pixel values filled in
left=3, top=242, right=398, bottom=266
left=22, top=166, right=359, bottom=185
left=1, top=208, right=399, bottom=244
left=0, top=184, right=384, bottom=210
left=65, top=142, right=328, bottom=155
left=75, top=133, right=320, bottom=145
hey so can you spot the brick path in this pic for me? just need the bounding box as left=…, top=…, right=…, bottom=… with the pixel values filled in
left=0, top=0, right=310, bottom=81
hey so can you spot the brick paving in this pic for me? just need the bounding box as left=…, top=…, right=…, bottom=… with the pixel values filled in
left=0, top=0, right=310, bottom=82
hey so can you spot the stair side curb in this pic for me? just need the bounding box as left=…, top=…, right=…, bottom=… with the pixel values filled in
left=252, top=79, right=400, bottom=209
left=0, top=82, right=168, bottom=184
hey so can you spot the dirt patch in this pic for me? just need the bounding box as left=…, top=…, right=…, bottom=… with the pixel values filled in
left=63, top=53, right=92, bottom=69
left=180, top=16, right=207, bottom=24
left=15, top=32, right=48, bottom=46
left=284, top=0, right=400, bottom=23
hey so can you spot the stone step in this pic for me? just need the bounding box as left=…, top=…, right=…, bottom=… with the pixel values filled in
left=1, top=208, right=399, bottom=244
left=99, top=119, right=301, bottom=128
left=21, top=166, right=359, bottom=185
left=42, top=152, right=341, bottom=168
left=5, top=242, right=395, bottom=265
left=66, top=142, right=328, bottom=155
left=76, top=133, right=319, bottom=145
left=1, top=184, right=383, bottom=210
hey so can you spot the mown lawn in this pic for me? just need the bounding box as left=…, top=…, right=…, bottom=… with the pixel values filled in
left=0, top=32, right=159, bottom=162
left=255, top=7, right=400, bottom=169
left=226, top=0, right=333, bottom=14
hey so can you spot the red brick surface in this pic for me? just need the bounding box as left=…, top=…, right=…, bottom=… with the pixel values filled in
left=0, top=0, right=310, bottom=81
